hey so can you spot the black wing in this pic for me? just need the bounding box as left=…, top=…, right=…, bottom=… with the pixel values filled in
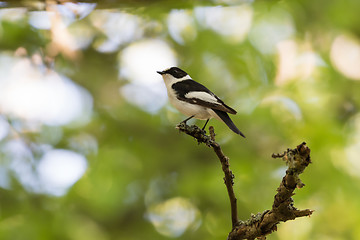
left=172, top=79, right=237, bottom=114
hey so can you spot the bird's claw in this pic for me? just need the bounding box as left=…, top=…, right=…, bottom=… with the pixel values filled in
left=201, top=129, right=207, bottom=135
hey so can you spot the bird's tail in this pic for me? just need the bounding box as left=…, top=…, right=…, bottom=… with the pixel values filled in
left=212, top=109, right=246, bottom=138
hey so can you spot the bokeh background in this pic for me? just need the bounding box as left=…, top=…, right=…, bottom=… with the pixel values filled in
left=1, top=0, right=360, bottom=239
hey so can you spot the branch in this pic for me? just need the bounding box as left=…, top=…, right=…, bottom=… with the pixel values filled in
left=177, top=123, right=314, bottom=240
left=176, top=123, right=238, bottom=228
left=228, top=142, right=313, bottom=240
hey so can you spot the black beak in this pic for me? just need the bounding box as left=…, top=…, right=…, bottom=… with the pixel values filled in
left=157, top=71, right=164, bottom=75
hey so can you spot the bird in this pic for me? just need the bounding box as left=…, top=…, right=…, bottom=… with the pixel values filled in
left=157, top=67, right=245, bottom=137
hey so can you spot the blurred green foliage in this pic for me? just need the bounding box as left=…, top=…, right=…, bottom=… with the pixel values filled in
left=1, top=1, right=360, bottom=240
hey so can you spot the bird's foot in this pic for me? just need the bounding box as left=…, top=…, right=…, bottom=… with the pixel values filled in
left=176, top=124, right=213, bottom=146
left=200, top=128, right=207, bottom=135
left=176, top=123, right=211, bottom=145
left=176, top=121, right=188, bottom=130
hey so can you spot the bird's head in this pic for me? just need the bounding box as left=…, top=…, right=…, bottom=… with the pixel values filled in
left=157, top=67, right=188, bottom=79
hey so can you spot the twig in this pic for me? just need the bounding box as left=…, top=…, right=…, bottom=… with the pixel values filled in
left=176, top=123, right=238, bottom=229
left=176, top=124, right=314, bottom=240
left=209, top=126, right=238, bottom=229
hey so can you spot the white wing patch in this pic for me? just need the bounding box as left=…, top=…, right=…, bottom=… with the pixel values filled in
left=185, top=91, right=219, bottom=104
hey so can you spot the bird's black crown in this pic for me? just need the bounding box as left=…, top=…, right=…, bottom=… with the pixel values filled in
left=162, top=67, right=188, bottom=78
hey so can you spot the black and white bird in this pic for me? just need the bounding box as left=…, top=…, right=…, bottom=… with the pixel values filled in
left=157, top=67, right=245, bottom=137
